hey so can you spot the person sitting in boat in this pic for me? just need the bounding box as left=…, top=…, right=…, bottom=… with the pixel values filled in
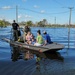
left=31, top=36, right=36, bottom=45
left=26, top=31, right=33, bottom=44
left=23, top=25, right=31, bottom=42
left=24, top=25, right=31, bottom=34
left=18, top=34, right=25, bottom=43
left=34, top=30, right=44, bottom=46
left=43, top=31, right=53, bottom=46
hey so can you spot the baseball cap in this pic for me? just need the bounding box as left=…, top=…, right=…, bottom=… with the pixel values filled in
left=43, top=31, right=47, bottom=34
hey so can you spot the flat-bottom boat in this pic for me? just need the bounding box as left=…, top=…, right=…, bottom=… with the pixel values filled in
left=2, top=38, right=64, bottom=53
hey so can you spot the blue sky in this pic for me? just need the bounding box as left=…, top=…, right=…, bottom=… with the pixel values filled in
left=0, top=0, right=75, bottom=24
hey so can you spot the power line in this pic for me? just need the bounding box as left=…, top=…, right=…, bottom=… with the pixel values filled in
left=0, top=6, right=69, bottom=15
left=19, top=8, right=69, bottom=15
left=72, top=8, right=75, bottom=12
left=52, top=0, right=75, bottom=11
left=52, top=0, right=65, bottom=7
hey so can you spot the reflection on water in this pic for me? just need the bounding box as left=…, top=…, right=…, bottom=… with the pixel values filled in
left=11, top=46, right=64, bottom=74
left=9, top=45, right=75, bottom=75
left=11, top=46, right=64, bottom=62
left=10, top=46, right=21, bottom=61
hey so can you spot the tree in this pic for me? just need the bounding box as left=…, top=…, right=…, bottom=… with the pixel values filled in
left=0, top=20, right=10, bottom=27
left=36, top=19, right=48, bottom=27
left=42, top=19, right=47, bottom=26
left=37, top=21, right=43, bottom=27
left=19, top=21, right=26, bottom=26
left=26, top=21, right=33, bottom=26
left=0, top=20, right=4, bottom=27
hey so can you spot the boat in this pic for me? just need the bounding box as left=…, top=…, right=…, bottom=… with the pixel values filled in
left=2, top=38, right=64, bottom=53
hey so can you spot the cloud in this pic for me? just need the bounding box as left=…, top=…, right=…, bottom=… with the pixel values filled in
left=7, top=19, right=13, bottom=23
left=18, top=14, right=32, bottom=19
left=40, top=10, right=45, bottom=13
left=24, top=15, right=32, bottom=18
left=18, top=15, right=22, bottom=19
left=0, top=18, right=3, bottom=20
left=0, top=16, right=5, bottom=20
left=2, top=6, right=11, bottom=9
left=34, top=5, right=39, bottom=8
left=0, top=17, right=13, bottom=23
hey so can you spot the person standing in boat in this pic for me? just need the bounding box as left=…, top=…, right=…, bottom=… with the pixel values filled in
left=43, top=31, right=53, bottom=46
left=34, top=30, right=44, bottom=46
left=12, top=20, right=19, bottom=41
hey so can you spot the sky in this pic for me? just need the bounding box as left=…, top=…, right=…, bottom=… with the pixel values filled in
left=0, top=0, right=75, bottom=24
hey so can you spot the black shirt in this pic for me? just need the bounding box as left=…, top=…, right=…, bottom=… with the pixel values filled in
left=12, top=23, right=19, bottom=30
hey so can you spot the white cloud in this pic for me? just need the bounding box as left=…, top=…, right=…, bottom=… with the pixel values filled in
left=0, top=18, right=3, bottom=20
left=2, top=6, right=11, bottom=9
left=18, top=15, right=22, bottom=19
left=0, top=16, right=5, bottom=20
left=18, top=14, right=32, bottom=19
left=6, top=19, right=13, bottom=23
left=24, top=15, right=32, bottom=18
left=0, top=17, right=13, bottom=23
left=34, top=5, right=39, bottom=8
left=40, top=10, right=45, bottom=13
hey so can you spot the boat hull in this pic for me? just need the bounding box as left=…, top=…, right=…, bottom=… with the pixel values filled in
left=2, top=38, right=64, bottom=53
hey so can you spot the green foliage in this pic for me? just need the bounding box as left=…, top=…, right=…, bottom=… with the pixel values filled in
left=26, top=21, right=33, bottom=26
left=0, top=20, right=10, bottom=27
left=19, top=21, right=33, bottom=27
left=37, top=19, right=47, bottom=27
left=0, top=18, right=74, bottom=28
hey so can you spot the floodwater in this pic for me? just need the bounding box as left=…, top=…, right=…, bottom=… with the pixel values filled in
left=0, top=26, right=75, bottom=75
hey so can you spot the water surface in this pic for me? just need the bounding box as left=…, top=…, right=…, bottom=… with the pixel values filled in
left=0, top=26, right=75, bottom=75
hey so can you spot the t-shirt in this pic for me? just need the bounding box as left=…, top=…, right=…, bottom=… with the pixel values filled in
left=43, top=34, right=52, bottom=44
left=37, top=35, right=43, bottom=44
left=12, top=23, right=19, bottom=30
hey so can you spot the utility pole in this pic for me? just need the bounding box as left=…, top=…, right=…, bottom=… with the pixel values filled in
left=16, top=5, right=18, bottom=23
left=55, top=17, right=56, bottom=24
left=68, top=7, right=74, bottom=49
